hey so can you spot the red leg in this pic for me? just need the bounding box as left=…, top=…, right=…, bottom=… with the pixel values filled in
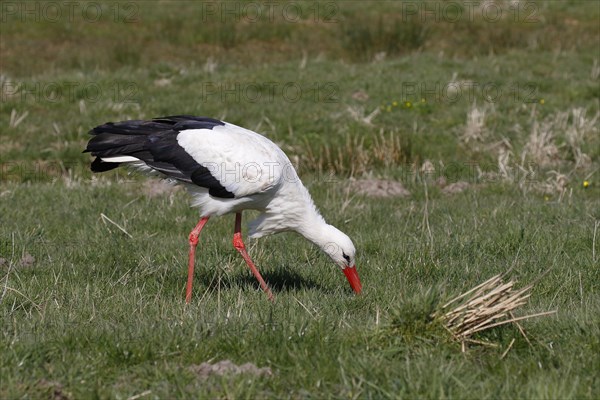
left=186, top=216, right=210, bottom=303
left=233, top=212, right=274, bottom=302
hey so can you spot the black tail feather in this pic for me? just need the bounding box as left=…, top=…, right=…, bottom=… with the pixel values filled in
left=85, top=133, right=148, bottom=156
left=91, top=157, right=121, bottom=172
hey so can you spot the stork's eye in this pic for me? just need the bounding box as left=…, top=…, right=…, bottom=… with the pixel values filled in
left=342, top=252, right=351, bottom=263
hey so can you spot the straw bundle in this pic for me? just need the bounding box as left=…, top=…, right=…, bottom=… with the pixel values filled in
left=436, top=274, right=556, bottom=347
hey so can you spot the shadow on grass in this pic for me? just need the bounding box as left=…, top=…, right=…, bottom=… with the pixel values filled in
left=194, top=268, right=328, bottom=294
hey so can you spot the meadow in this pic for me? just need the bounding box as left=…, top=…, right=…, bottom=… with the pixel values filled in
left=1, top=1, right=599, bottom=398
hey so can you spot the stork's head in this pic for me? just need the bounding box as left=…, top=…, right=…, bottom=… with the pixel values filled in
left=320, top=225, right=362, bottom=294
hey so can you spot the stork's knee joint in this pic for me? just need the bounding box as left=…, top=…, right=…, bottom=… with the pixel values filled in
left=233, top=233, right=244, bottom=250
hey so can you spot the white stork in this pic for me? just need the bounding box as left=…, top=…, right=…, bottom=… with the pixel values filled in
left=84, top=115, right=362, bottom=302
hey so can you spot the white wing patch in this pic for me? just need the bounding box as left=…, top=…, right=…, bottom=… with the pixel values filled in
left=101, top=156, right=140, bottom=163
left=176, top=123, right=290, bottom=198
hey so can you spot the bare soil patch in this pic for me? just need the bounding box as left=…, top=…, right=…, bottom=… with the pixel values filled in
left=36, top=379, right=70, bottom=400
left=350, top=179, right=411, bottom=198
left=189, top=360, right=273, bottom=380
left=441, top=181, right=471, bottom=195
left=19, top=253, right=35, bottom=267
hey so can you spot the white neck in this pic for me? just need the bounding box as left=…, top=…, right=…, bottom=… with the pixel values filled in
left=295, top=211, right=331, bottom=249
left=250, top=178, right=327, bottom=239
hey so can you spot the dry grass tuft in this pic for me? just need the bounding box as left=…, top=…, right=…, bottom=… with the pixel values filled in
left=591, top=58, right=600, bottom=80
left=346, top=105, right=380, bottom=126
left=470, top=106, right=597, bottom=196
left=564, top=108, right=598, bottom=169
left=8, top=109, right=29, bottom=128
left=435, top=274, right=556, bottom=349
left=523, top=114, right=562, bottom=167
left=300, top=129, right=406, bottom=176
left=522, top=107, right=598, bottom=168
left=460, top=103, right=489, bottom=145
left=536, top=170, right=570, bottom=199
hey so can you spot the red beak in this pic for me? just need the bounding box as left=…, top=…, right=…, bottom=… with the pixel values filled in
left=343, top=265, right=362, bottom=294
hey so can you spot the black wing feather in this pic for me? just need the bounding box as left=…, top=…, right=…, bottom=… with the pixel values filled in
left=84, top=116, right=234, bottom=198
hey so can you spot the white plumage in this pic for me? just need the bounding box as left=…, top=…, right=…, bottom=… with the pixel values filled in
left=178, top=122, right=295, bottom=218
left=85, top=115, right=362, bottom=302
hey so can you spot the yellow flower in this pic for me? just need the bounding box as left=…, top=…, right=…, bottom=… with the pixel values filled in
left=540, top=98, right=545, bottom=105
left=405, top=101, right=412, bottom=108
left=544, top=196, right=549, bottom=201
left=583, top=180, right=590, bottom=188
left=421, top=98, right=426, bottom=103
left=392, top=101, right=398, bottom=107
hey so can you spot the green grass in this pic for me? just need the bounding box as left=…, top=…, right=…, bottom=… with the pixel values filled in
left=1, top=181, right=599, bottom=398
left=1, top=1, right=600, bottom=398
